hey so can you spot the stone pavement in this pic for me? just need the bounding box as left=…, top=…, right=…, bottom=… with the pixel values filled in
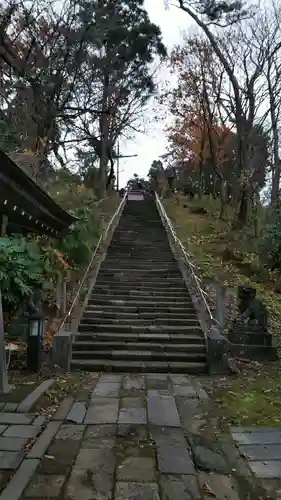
left=0, top=373, right=277, bottom=500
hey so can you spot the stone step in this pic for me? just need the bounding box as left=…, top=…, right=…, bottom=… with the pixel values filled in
left=86, top=305, right=196, bottom=314
left=75, top=332, right=205, bottom=343
left=99, top=266, right=179, bottom=273
left=78, top=323, right=200, bottom=333
left=95, top=279, right=185, bottom=288
left=90, top=291, right=192, bottom=302
left=100, top=261, right=177, bottom=268
left=72, top=340, right=206, bottom=351
left=80, top=316, right=198, bottom=326
left=87, top=298, right=193, bottom=307
left=91, top=289, right=191, bottom=299
left=71, top=197, right=207, bottom=375
left=82, top=311, right=196, bottom=320
left=70, top=359, right=207, bottom=373
left=92, top=284, right=188, bottom=293
left=71, top=350, right=207, bottom=362
left=97, top=269, right=182, bottom=275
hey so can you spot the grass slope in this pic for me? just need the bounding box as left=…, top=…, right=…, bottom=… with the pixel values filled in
left=164, top=195, right=281, bottom=427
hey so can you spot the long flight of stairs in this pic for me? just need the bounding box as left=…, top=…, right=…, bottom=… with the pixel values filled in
left=71, top=198, right=207, bottom=373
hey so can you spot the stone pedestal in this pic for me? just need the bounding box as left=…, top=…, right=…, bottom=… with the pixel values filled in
left=228, top=325, right=278, bottom=361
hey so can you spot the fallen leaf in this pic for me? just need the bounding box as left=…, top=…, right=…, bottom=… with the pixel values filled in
left=203, top=482, right=216, bottom=497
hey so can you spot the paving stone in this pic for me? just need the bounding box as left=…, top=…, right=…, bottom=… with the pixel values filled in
left=55, top=424, right=85, bottom=440
left=66, top=448, right=115, bottom=500
left=115, top=482, right=160, bottom=500
left=232, top=430, right=281, bottom=445
left=84, top=398, right=119, bottom=424
left=28, top=421, right=61, bottom=459
left=170, top=375, right=190, bottom=385
left=38, top=439, right=80, bottom=475
left=118, top=408, right=146, bottom=425
left=82, top=426, right=116, bottom=449
left=32, top=415, right=46, bottom=427
left=24, top=474, right=65, bottom=497
left=198, top=472, right=241, bottom=500
left=0, top=425, right=7, bottom=435
left=76, top=388, right=91, bottom=401
left=147, top=376, right=169, bottom=391
left=17, top=379, right=55, bottom=413
left=0, top=458, right=39, bottom=500
left=149, top=426, right=186, bottom=447
left=84, top=425, right=117, bottom=439
left=81, top=436, right=116, bottom=449
left=239, top=444, right=281, bottom=461
left=183, top=419, right=207, bottom=435
left=66, top=402, right=86, bottom=424
left=121, top=397, right=145, bottom=409
left=160, top=474, right=201, bottom=500
left=117, top=425, right=148, bottom=440
left=39, top=439, right=80, bottom=474
left=176, top=397, right=202, bottom=421
left=100, top=374, right=123, bottom=384
left=157, top=444, right=195, bottom=474
left=3, top=402, right=18, bottom=412
left=196, top=386, right=209, bottom=401
left=0, top=437, right=28, bottom=451
left=172, top=385, right=197, bottom=398
left=190, top=436, right=229, bottom=473
left=148, top=389, right=172, bottom=396
left=0, top=413, right=33, bottom=425
left=0, top=450, right=25, bottom=469
left=117, top=456, right=156, bottom=481
left=92, top=382, right=120, bottom=398
left=248, top=460, right=281, bottom=478
left=219, top=442, right=251, bottom=478
left=3, top=425, right=40, bottom=438
left=53, top=397, right=75, bottom=420
left=147, top=395, right=180, bottom=427
left=123, top=376, right=145, bottom=391
left=231, top=426, right=280, bottom=433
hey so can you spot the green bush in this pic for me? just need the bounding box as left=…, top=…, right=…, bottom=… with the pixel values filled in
left=259, top=207, right=281, bottom=274
left=0, top=236, right=49, bottom=313
left=57, top=206, right=102, bottom=267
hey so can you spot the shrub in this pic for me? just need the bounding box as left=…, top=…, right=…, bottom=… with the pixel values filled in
left=57, top=206, right=102, bottom=267
left=0, top=236, right=47, bottom=313
left=259, top=207, right=281, bottom=274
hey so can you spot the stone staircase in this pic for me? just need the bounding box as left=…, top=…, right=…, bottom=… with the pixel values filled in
left=71, top=198, right=207, bottom=373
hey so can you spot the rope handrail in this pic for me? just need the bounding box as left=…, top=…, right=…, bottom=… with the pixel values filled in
left=60, top=194, right=127, bottom=330
left=155, top=193, right=218, bottom=325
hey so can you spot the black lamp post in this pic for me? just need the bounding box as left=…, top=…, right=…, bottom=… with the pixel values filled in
left=26, top=289, right=44, bottom=372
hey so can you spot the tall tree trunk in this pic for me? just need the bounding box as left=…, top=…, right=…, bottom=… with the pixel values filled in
left=219, top=179, right=226, bottom=219
left=99, top=73, right=110, bottom=199
left=269, top=91, right=280, bottom=204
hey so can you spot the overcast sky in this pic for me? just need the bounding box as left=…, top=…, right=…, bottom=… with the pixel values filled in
left=118, top=1, right=192, bottom=187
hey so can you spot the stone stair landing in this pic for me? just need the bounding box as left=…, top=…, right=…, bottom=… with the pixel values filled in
left=71, top=198, right=207, bottom=373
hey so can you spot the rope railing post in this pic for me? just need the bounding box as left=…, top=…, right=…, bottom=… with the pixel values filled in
left=60, top=193, right=127, bottom=331
left=155, top=193, right=219, bottom=326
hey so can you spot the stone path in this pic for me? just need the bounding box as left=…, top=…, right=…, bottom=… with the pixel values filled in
left=0, top=373, right=278, bottom=499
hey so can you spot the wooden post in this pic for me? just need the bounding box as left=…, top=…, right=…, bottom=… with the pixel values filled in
left=0, top=288, right=12, bottom=393
left=61, top=280, right=67, bottom=315
left=1, top=215, right=8, bottom=236
left=55, top=274, right=67, bottom=316
left=215, top=284, right=226, bottom=332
